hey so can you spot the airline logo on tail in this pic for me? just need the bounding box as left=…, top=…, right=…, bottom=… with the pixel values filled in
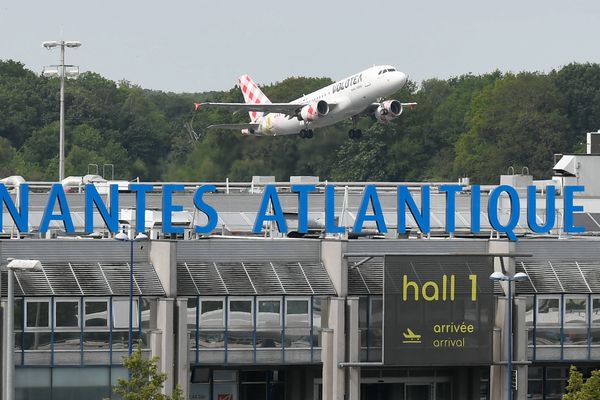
left=238, top=75, right=271, bottom=122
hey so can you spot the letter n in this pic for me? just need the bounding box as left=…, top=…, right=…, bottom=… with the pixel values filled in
left=398, top=186, right=430, bottom=234
left=0, top=183, right=29, bottom=232
left=85, top=184, right=119, bottom=233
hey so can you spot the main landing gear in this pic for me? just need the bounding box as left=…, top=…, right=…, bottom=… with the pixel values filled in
left=348, top=116, right=362, bottom=139
left=348, top=129, right=362, bottom=139
left=299, top=129, right=314, bottom=139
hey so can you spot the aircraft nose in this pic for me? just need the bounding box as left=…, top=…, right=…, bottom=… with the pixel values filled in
left=396, top=71, right=408, bottom=88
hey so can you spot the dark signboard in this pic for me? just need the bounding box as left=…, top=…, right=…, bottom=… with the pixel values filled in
left=384, top=255, right=494, bottom=366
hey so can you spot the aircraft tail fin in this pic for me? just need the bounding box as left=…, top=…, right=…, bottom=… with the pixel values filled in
left=238, top=75, right=271, bottom=122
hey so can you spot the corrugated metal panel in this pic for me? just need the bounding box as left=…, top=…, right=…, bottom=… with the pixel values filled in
left=71, top=263, right=111, bottom=295
left=1, top=261, right=164, bottom=297
left=578, top=262, right=600, bottom=292
left=244, top=263, right=284, bottom=294
left=348, top=260, right=385, bottom=295
left=516, top=239, right=600, bottom=260
left=0, top=240, right=148, bottom=263
left=99, top=262, right=164, bottom=296
left=514, top=239, right=600, bottom=294
left=15, top=269, right=53, bottom=296
left=301, top=262, right=336, bottom=295
left=176, top=239, right=321, bottom=262
left=179, top=262, right=228, bottom=295
left=273, top=263, right=312, bottom=295
left=178, top=261, right=335, bottom=296
left=360, top=262, right=384, bottom=295
left=346, top=239, right=489, bottom=255
left=217, top=263, right=256, bottom=295
left=44, top=264, right=82, bottom=296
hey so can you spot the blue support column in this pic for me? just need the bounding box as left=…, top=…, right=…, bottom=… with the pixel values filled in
left=310, top=296, right=314, bottom=363
left=588, top=293, right=592, bottom=360
left=80, top=296, right=84, bottom=366
left=532, top=295, right=537, bottom=362
left=508, top=280, right=513, bottom=400
left=109, top=296, right=113, bottom=365
left=128, top=240, right=134, bottom=355
left=224, top=296, right=228, bottom=364
left=195, top=296, right=199, bottom=364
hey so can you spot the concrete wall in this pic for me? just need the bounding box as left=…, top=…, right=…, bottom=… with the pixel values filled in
left=321, top=240, right=347, bottom=297
left=150, top=240, right=177, bottom=297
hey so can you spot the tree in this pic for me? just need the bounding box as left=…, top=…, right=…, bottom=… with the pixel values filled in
left=562, top=366, right=600, bottom=400
left=113, top=344, right=183, bottom=400
left=454, top=73, right=571, bottom=182
left=551, top=63, right=600, bottom=149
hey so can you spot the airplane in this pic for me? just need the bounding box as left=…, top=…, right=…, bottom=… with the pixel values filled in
left=402, top=328, right=421, bottom=343
left=193, top=65, right=416, bottom=139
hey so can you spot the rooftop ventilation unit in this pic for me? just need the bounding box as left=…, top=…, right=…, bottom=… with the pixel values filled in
left=587, top=130, right=600, bottom=154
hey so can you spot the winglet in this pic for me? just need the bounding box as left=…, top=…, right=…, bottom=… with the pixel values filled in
left=194, top=102, right=202, bottom=111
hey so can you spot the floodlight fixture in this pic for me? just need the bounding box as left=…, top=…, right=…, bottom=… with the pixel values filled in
left=513, top=272, right=528, bottom=281
left=115, top=231, right=129, bottom=241
left=6, top=258, right=42, bottom=271
left=41, top=39, right=82, bottom=182
left=42, top=41, right=60, bottom=49
left=65, top=41, right=82, bottom=48
left=42, top=67, right=60, bottom=78
left=489, top=271, right=507, bottom=281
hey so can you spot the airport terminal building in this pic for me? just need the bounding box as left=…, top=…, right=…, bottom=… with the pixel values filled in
left=2, top=145, right=600, bottom=400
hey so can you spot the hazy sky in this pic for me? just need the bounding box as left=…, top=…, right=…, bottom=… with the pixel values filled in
left=2, top=0, right=600, bottom=93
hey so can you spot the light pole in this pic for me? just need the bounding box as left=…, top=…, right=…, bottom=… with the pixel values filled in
left=42, top=40, right=82, bottom=182
left=489, top=271, right=528, bottom=400
left=5, top=259, right=42, bottom=400
left=114, top=232, right=148, bottom=355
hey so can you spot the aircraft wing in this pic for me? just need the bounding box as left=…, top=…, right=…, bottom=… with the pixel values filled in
left=195, top=102, right=302, bottom=115
left=401, top=102, right=418, bottom=110
left=207, top=123, right=260, bottom=130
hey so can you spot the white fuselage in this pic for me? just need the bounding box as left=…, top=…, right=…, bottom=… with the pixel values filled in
left=255, top=65, right=408, bottom=135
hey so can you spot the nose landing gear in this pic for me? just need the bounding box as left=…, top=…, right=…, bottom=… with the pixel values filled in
left=299, top=129, right=314, bottom=139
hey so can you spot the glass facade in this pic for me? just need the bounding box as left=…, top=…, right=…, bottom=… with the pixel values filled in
left=359, top=296, right=383, bottom=362
left=14, top=366, right=127, bottom=400
left=13, top=296, right=154, bottom=366
left=526, top=365, right=599, bottom=400
left=187, top=295, right=322, bottom=365
left=525, top=294, right=600, bottom=361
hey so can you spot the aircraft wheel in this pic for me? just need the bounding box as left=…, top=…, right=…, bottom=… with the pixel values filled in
left=299, top=129, right=306, bottom=139
left=306, top=129, right=314, bottom=139
left=348, top=129, right=362, bottom=139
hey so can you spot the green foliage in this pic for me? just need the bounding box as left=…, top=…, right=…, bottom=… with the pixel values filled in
left=562, top=366, right=600, bottom=400
left=1, top=58, right=599, bottom=183
left=113, top=344, right=183, bottom=400
left=454, top=73, right=571, bottom=182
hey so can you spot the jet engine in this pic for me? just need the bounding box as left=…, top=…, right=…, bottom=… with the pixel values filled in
left=299, top=100, right=329, bottom=121
left=374, top=100, right=403, bottom=123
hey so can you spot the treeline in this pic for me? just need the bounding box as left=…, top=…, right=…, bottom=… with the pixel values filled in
left=1, top=59, right=600, bottom=183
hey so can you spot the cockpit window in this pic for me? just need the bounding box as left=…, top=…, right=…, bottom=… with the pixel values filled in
left=388, top=68, right=395, bottom=72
